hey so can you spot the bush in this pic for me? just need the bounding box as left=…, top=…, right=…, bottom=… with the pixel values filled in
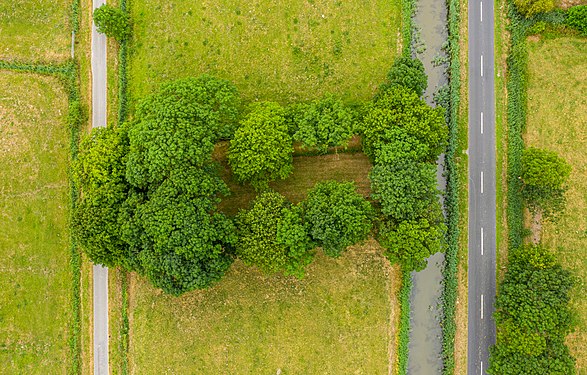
left=513, top=0, right=555, bottom=17
left=229, top=102, right=293, bottom=190
left=567, top=5, right=587, bottom=35
left=521, top=147, right=571, bottom=219
left=293, top=94, right=355, bottom=153
left=236, top=192, right=314, bottom=277
left=303, top=181, right=373, bottom=257
left=93, top=4, right=131, bottom=42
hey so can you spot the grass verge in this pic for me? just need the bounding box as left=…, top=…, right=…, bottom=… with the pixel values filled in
left=525, top=35, right=587, bottom=373
left=0, top=70, right=73, bottom=373
left=128, top=240, right=399, bottom=374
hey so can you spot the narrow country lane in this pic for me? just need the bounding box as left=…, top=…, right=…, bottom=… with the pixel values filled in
left=91, top=0, right=109, bottom=373
left=467, top=0, right=497, bottom=372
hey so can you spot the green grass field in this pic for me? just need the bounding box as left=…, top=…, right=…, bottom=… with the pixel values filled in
left=0, top=71, right=72, bottom=372
left=0, top=0, right=71, bottom=62
left=129, top=0, right=401, bottom=104
left=128, top=241, right=399, bottom=374
left=526, top=36, right=587, bottom=373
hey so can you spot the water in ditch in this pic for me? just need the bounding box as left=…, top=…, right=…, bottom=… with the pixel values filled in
left=407, top=0, right=448, bottom=372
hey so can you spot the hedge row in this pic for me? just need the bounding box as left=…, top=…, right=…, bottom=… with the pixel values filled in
left=438, top=0, right=462, bottom=372
left=118, top=0, right=130, bottom=124
left=396, top=269, right=412, bottom=374
left=402, top=0, right=417, bottom=57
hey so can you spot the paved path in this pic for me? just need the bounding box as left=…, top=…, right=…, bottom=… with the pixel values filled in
left=91, top=0, right=109, bottom=373
left=467, top=0, right=497, bottom=372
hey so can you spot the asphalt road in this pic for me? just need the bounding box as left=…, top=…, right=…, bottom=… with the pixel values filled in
left=91, top=0, right=109, bottom=373
left=468, top=0, right=497, bottom=373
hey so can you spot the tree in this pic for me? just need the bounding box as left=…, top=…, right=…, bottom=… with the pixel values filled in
left=513, top=0, right=555, bottom=17
left=370, top=160, right=441, bottom=222
left=362, top=86, right=447, bottom=162
left=235, top=192, right=314, bottom=277
left=379, top=219, right=445, bottom=272
left=489, top=245, right=576, bottom=374
left=72, top=125, right=130, bottom=267
left=136, top=168, right=235, bottom=295
left=521, top=147, right=571, bottom=219
left=93, top=4, right=131, bottom=42
left=228, top=102, right=293, bottom=190
left=127, top=77, right=240, bottom=188
left=303, top=181, right=373, bottom=257
left=372, top=128, right=430, bottom=165
left=379, top=57, right=428, bottom=97
left=567, top=5, right=587, bottom=35
left=293, top=94, right=355, bottom=153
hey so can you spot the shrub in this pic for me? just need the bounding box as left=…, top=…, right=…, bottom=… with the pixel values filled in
left=303, top=181, right=373, bottom=257
left=93, top=4, right=131, bottom=42
left=513, top=0, right=555, bottom=17
left=521, top=147, right=571, bottom=219
left=236, top=192, right=314, bottom=277
left=229, top=102, right=293, bottom=190
left=567, top=5, right=587, bottom=35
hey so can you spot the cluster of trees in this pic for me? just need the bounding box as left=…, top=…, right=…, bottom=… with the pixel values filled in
left=489, top=245, right=576, bottom=374
left=73, top=76, right=241, bottom=295
left=364, top=57, right=447, bottom=272
left=520, top=146, right=571, bottom=220
left=235, top=182, right=373, bottom=277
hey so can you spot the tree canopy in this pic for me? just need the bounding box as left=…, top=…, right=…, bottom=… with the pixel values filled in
left=370, top=160, right=441, bottom=222
left=379, top=56, right=428, bottom=97
left=303, top=181, right=373, bottom=257
left=521, top=147, right=571, bottom=219
left=489, top=245, right=576, bottom=374
left=293, top=94, right=355, bottom=153
left=362, top=86, right=447, bottom=162
left=73, top=76, right=238, bottom=295
left=229, top=102, right=293, bottom=190
left=567, top=5, right=587, bottom=35
left=93, top=4, right=131, bottom=42
left=378, top=219, right=445, bottom=272
left=235, top=192, right=314, bottom=277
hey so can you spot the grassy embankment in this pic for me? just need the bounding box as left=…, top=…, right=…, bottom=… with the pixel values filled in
left=123, top=0, right=404, bottom=373
left=525, top=36, right=587, bottom=373
left=0, top=71, right=72, bottom=373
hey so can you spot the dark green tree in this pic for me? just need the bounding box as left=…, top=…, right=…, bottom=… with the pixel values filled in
left=136, top=168, right=235, bottom=295
left=303, top=181, right=373, bottom=257
left=229, top=102, right=293, bottom=190
left=370, top=160, right=441, bottom=222
left=379, top=219, right=445, bottom=272
left=379, top=56, right=428, bottom=97
left=362, top=87, right=447, bottom=162
left=293, top=94, right=355, bottom=153
left=521, top=147, right=571, bottom=219
left=235, top=192, right=314, bottom=277
left=93, top=4, right=131, bottom=41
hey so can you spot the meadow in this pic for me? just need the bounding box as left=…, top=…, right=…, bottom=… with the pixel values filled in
left=0, top=0, right=71, bottom=62
left=526, top=36, right=587, bottom=372
left=0, top=71, right=73, bottom=373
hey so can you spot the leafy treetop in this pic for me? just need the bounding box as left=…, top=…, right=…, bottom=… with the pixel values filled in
left=93, top=4, right=131, bottom=42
